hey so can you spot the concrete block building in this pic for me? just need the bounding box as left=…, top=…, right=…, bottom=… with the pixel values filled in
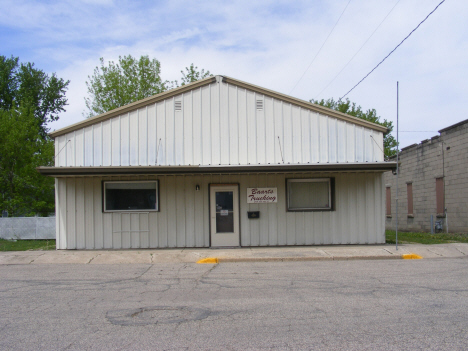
left=384, top=119, right=468, bottom=233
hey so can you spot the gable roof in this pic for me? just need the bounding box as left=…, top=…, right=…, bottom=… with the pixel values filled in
left=50, top=75, right=388, bottom=137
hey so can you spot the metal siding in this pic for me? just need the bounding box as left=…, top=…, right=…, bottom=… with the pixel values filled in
left=102, top=120, right=111, bottom=166
left=185, top=175, right=195, bottom=247
left=166, top=176, right=177, bottom=247
left=193, top=174, right=205, bottom=247
left=328, top=118, right=337, bottom=164
left=256, top=95, right=266, bottom=165
left=192, top=89, right=202, bottom=165
left=111, top=118, right=120, bottom=166
left=158, top=176, right=168, bottom=247
left=129, top=110, right=139, bottom=166
left=93, top=178, right=103, bottom=249
left=237, top=88, right=248, bottom=165
left=319, top=115, right=328, bottom=163
left=175, top=175, right=186, bottom=247
left=273, top=99, right=283, bottom=164
left=93, top=123, right=102, bottom=166
left=219, top=83, right=230, bottom=164
left=66, top=178, right=76, bottom=249
left=112, top=213, right=122, bottom=249
left=183, top=93, right=193, bottom=165
left=282, top=104, right=293, bottom=164
left=147, top=105, right=157, bottom=165
left=120, top=114, right=130, bottom=166
left=301, top=109, right=310, bottom=164
left=246, top=90, right=256, bottom=165
left=130, top=213, right=139, bottom=248
left=103, top=213, right=113, bottom=248
left=229, top=85, right=239, bottom=165
left=66, top=132, right=74, bottom=167
left=211, top=84, right=221, bottom=165
left=291, top=106, right=301, bottom=164
left=156, top=101, right=166, bottom=165
left=201, top=86, right=211, bottom=165
left=57, top=135, right=67, bottom=167
left=75, top=178, right=85, bottom=249
left=138, top=108, right=148, bottom=166
left=84, top=178, right=94, bottom=249
left=174, top=96, right=184, bottom=165
left=265, top=97, right=275, bottom=165
left=310, top=112, right=320, bottom=163
left=346, top=124, right=355, bottom=162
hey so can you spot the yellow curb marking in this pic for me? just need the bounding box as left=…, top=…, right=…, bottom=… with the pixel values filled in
left=402, top=253, right=423, bottom=259
left=197, top=257, right=219, bottom=264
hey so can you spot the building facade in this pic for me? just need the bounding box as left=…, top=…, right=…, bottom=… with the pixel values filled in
left=39, top=75, right=395, bottom=249
left=384, top=119, right=468, bottom=233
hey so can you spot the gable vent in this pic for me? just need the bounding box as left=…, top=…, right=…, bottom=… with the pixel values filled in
left=174, top=100, right=182, bottom=111
left=256, top=99, right=263, bottom=110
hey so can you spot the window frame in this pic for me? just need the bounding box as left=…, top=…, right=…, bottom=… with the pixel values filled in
left=102, top=180, right=160, bottom=213
left=286, top=178, right=334, bottom=212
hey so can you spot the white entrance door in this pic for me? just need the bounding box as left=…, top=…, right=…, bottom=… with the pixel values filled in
left=210, top=185, right=240, bottom=247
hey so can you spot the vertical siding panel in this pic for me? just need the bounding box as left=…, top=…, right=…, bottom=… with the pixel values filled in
left=267, top=173, right=278, bottom=245
left=55, top=179, right=62, bottom=248
left=220, top=83, right=230, bottom=164
left=193, top=175, right=205, bottom=247
left=156, top=102, right=166, bottom=165
left=295, top=212, right=305, bottom=245
left=130, top=213, right=140, bottom=248
left=264, top=97, right=275, bottom=165
left=273, top=99, right=283, bottom=164
left=304, top=208, right=314, bottom=245
left=93, top=124, right=102, bottom=166
left=174, top=96, right=184, bottom=165
left=249, top=174, right=260, bottom=246
left=185, top=175, right=195, bottom=247
left=301, top=110, right=310, bottom=163
left=129, top=110, right=139, bottom=166
left=164, top=98, right=176, bottom=165
left=239, top=174, right=250, bottom=246
left=84, top=179, right=94, bottom=249
left=183, top=93, right=193, bottom=165
left=282, top=104, right=293, bottom=164
left=166, top=176, right=177, bottom=247
left=176, top=175, right=186, bottom=246
left=57, top=135, right=67, bottom=167
left=276, top=173, right=287, bottom=245
left=291, top=106, right=301, bottom=164
left=356, top=174, right=366, bottom=243
left=111, top=118, right=120, bottom=166
left=201, top=86, right=211, bottom=165
left=256, top=94, right=266, bottom=165
left=93, top=178, right=103, bottom=249
left=355, top=127, right=364, bottom=162
left=211, top=84, right=221, bottom=165
left=322, top=211, right=331, bottom=244
left=315, top=212, right=323, bottom=245
left=348, top=173, right=358, bottom=244
left=364, top=129, right=372, bottom=162
left=329, top=119, right=337, bottom=163
left=102, top=120, right=111, bottom=166
left=366, top=174, right=375, bottom=243
left=238, top=88, right=248, bottom=165
left=319, top=115, right=328, bottom=163
left=103, top=213, right=113, bottom=248
left=140, top=213, right=149, bottom=248
left=203, top=175, right=210, bottom=246
left=112, top=213, right=122, bottom=249
left=66, top=178, right=76, bottom=249
left=84, top=126, right=93, bottom=166
left=138, top=107, right=148, bottom=165
left=310, top=112, right=320, bottom=163
left=149, top=212, right=158, bottom=248
left=75, top=178, right=85, bottom=249
left=147, top=105, right=157, bottom=165
left=75, top=128, right=84, bottom=167
left=120, top=114, right=130, bottom=166
left=347, top=124, right=355, bottom=162
left=228, top=84, right=239, bottom=164
left=121, top=213, right=131, bottom=249
left=337, top=121, right=346, bottom=163
left=158, top=176, right=168, bottom=247
left=54, top=138, right=59, bottom=166
left=66, top=133, right=75, bottom=167
left=258, top=174, right=269, bottom=246
left=246, top=90, right=256, bottom=164
left=192, top=89, right=202, bottom=165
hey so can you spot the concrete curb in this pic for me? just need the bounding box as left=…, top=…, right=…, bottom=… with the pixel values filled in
left=197, top=255, right=405, bottom=263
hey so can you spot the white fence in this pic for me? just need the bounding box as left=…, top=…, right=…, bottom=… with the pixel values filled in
left=0, top=217, right=55, bottom=240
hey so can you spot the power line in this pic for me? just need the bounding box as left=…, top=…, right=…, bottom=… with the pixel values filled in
left=314, top=0, right=401, bottom=100
left=289, top=0, right=352, bottom=95
left=340, top=0, right=446, bottom=100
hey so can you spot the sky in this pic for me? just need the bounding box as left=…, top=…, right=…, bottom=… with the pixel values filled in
left=1, top=0, right=466, bottom=148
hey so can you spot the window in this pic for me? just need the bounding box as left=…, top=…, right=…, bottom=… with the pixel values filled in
left=407, top=183, right=413, bottom=216
left=386, top=186, right=392, bottom=216
left=436, top=177, right=444, bottom=215
left=104, top=181, right=159, bottom=212
left=287, top=178, right=333, bottom=211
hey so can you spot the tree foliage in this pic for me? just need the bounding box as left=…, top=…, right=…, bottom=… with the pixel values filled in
left=0, top=55, right=69, bottom=136
left=0, top=106, right=55, bottom=216
left=311, top=98, right=397, bottom=158
left=84, top=57, right=212, bottom=118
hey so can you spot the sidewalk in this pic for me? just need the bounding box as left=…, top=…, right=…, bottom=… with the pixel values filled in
left=0, top=243, right=467, bottom=265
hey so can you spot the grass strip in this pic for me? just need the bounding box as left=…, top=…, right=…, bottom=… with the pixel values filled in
left=386, top=230, right=468, bottom=245
left=0, top=239, right=56, bottom=251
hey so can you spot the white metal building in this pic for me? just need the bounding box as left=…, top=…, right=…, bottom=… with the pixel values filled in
left=38, top=75, right=396, bottom=249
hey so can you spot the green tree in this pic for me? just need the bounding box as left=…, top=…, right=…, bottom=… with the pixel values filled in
left=84, top=55, right=167, bottom=118
left=0, top=55, right=69, bottom=137
left=311, top=98, right=397, bottom=158
left=0, top=106, right=55, bottom=216
left=176, top=63, right=212, bottom=86
left=84, top=56, right=212, bottom=118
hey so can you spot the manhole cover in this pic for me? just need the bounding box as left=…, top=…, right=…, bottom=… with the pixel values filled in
left=106, top=306, right=211, bottom=326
